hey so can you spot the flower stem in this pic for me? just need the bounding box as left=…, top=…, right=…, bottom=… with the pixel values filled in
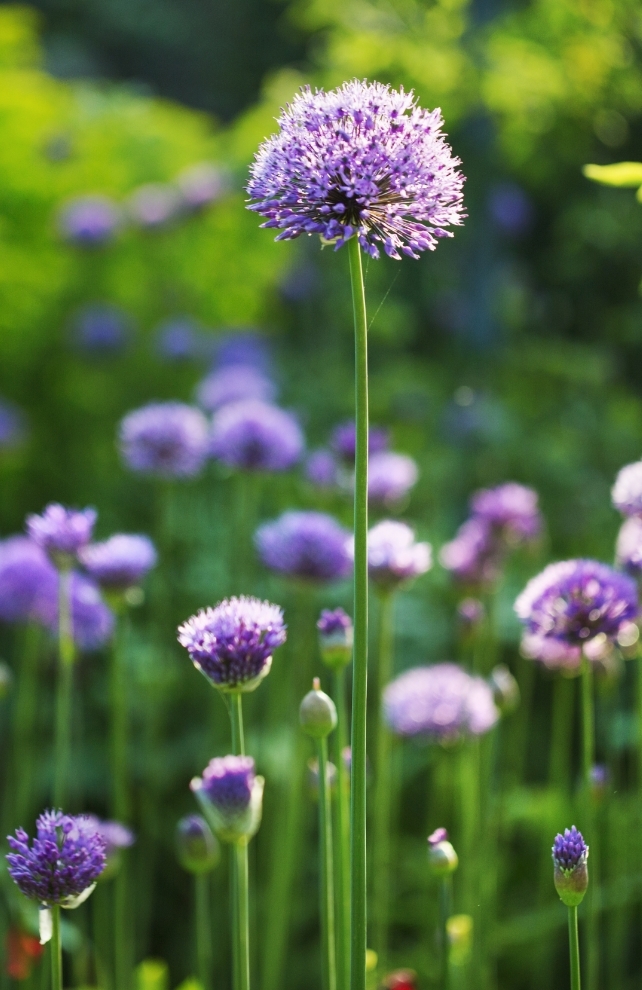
left=332, top=667, right=350, bottom=990
left=372, top=591, right=395, bottom=969
left=196, top=873, right=212, bottom=990
left=348, top=233, right=369, bottom=990
left=235, top=840, right=251, bottom=990
left=51, top=905, right=63, bottom=990
left=54, top=568, right=75, bottom=808
left=568, top=905, right=581, bottom=990
left=110, top=612, right=133, bottom=990
left=12, top=623, right=41, bottom=827
left=317, top=736, right=337, bottom=990
left=580, top=659, right=597, bottom=990
left=230, top=692, right=245, bottom=756
left=580, top=660, right=594, bottom=792
left=439, top=875, right=453, bottom=990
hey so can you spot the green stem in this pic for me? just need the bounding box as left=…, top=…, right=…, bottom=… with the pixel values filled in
left=236, top=841, right=250, bottom=990
left=372, top=592, right=395, bottom=968
left=51, top=906, right=63, bottom=990
left=581, top=661, right=594, bottom=792
left=332, top=668, right=350, bottom=990
left=440, top=875, right=453, bottom=990
left=548, top=676, right=574, bottom=790
left=110, top=613, right=133, bottom=990
left=568, top=905, right=581, bottom=990
left=348, top=232, right=369, bottom=990
left=54, top=569, right=75, bottom=808
left=12, top=624, right=41, bottom=827
left=230, top=693, right=245, bottom=756
left=196, top=873, right=212, bottom=990
left=580, top=660, right=597, bottom=990
left=318, top=737, right=337, bottom=990
left=229, top=693, right=245, bottom=990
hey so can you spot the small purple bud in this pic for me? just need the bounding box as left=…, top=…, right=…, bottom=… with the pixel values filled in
left=176, top=814, right=220, bottom=873
left=552, top=826, right=589, bottom=907
left=427, top=827, right=458, bottom=875
left=317, top=608, right=353, bottom=668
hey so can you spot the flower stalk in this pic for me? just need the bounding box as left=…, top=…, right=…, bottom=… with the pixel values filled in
left=372, top=590, right=395, bottom=968
left=332, top=667, right=350, bottom=990
left=51, top=904, right=63, bottom=990
left=568, top=905, right=581, bottom=990
left=54, top=568, right=75, bottom=808
left=318, top=735, right=337, bottom=990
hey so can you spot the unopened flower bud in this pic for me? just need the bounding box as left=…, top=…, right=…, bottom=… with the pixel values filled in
left=300, top=678, right=337, bottom=738
left=427, top=828, right=458, bottom=875
left=176, top=814, right=220, bottom=873
left=317, top=608, right=353, bottom=668
left=191, top=756, right=264, bottom=844
left=488, top=664, right=520, bottom=714
left=552, top=826, right=589, bottom=907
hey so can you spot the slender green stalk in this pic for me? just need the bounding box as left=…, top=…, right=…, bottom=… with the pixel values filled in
left=54, top=569, right=75, bottom=808
left=548, top=676, right=574, bottom=790
left=439, top=875, right=453, bottom=990
left=230, top=693, right=245, bottom=756
left=236, top=841, right=250, bottom=990
left=51, top=906, right=63, bottom=990
left=580, top=659, right=597, bottom=990
left=580, top=661, right=594, bottom=792
left=372, top=591, right=395, bottom=968
left=12, top=623, right=41, bottom=827
left=317, top=736, right=337, bottom=990
left=196, top=873, right=212, bottom=990
left=332, top=667, right=350, bottom=990
left=568, top=905, right=581, bottom=990
left=110, top=612, right=133, bottom=990
left=348, top=232, right=369, bottom=990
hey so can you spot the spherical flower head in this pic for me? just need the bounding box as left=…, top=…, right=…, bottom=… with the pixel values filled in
left=317, top=607, right=353, bottom=667
left=470, top=483, right=542, bottom=543
left=176, top=814, right=220, bottom=874
left=191, top=755, right=264, bottom=843
left=71, top=305, right=129, bottom=357
left=367, top=452, right=419, bottom=506
left=514, top=559, right=638, bottom=649
left=26, top=504, right=97, bottom=566
left=128, top=183, right=182, bottom=229
left=215, top=331, right=272, bottom=371
left=196, top=366, right=277, bottom=412
left=457, top=597, right=485, bottom=627
left=440, top=517, right=496, bottom=585
left=365, top=520, right=432, bottom=589
left=6, top=811, right=107, bottom=907
left=427, top=827, right=458, bottom=875
left=79, top=534, right=157, bottom=591
left=306, top=449, right=339, bottom=489
left=247, top=80, right=465, bottom=260
left=255, top=511, right=352, bottom=582
left=178, top=595, right=286, bottom=691
left=58, top=195, right=120, bottom=246
left=552, top=826, right=589, bottom=906
left=154, top=318, right=202, bottom=362
left=119, top=402, right=209, bottom=478
left=615, top=516, right=642, bottom=575
left=331, top=421, right=388, bottom=465
left=0, top=536, right=58, bottom=625
left=178, top=162, right=226, bottom=211
left=300, top=677, right=338, bottom=738
left=612, top=460, right=642, bottom=516
left=210, top=399, right=303, bottom=472
left=383, top=663, right=499, bottom=741
left=48, top=573, right=115, bottom=651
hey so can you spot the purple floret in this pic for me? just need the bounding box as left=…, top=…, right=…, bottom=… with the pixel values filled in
left=383, top=663, right=499, bottom=740
left=616, top=516, right=642, bottom=575
left=552, top=826, right=588, bottom=873
left=255, top=511, right=352, bottom=582
left=197, top=366, right=277, bottom=412
left=612, top=460, right=642, bottom=517
left=119, top=402, right=209, bottom=478
left=367, top=452, right=418, bottom=506
left=200, top=756, right=255, bottom=812
left=247, top=80, right=465, bottom=260
left=210, top=399, right=303, bottom=472
left=331, top=421, right=389, bottom=465
left=6, top=811, right=107, bottom=905
left=470, top=483, right=541, bottom=542
left=365, top=520, right=432, bottom=588
left=317, top=607, right=352, bottom=636
left=79, top=534, right=157, bottom=590
left=26, top=504, right=97, bottom=562
left=0, top=536, right=58, bottom=625
left=178, top=595, right=286, bottom=689
left=58, top=195, right=120, bottom=246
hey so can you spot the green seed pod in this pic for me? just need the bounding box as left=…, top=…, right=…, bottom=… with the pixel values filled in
left=300, top=678, right=337, bottom=738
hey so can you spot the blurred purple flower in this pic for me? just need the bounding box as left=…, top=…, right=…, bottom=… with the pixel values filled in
left=58, top=195, right=120, bottom=246
left=215, top=331, right=272, bottom=371
left=457, top=597, right=485, bottom=626
left=280, top=262, right=319, bottom=302
left=128, top=183, right=182, bottom=229
left=154, top=318, right=202, bottom=362
left=0, top=399, right=26, bottom=449
left=197, top=366, right=277, bottom=412
left=440, top=517, right=496, bottom=585
left=0, top=536, right=58, bottom=625
left=616, top=515, right=642, bottom=576
left=612, top=460, right=642, bottom=517
left=119, top=402, right=209, bottom=477
left=488, top=182, right=533, bottom=237
left=305, top=449, right=339, bottom=489
left=71, top=305, right=129, bottom=357
left=520, top=633, right=582, bottom=671
left=470, top=483, right=541, bottom=543
left=49, top=572, right=114, bottom=650
left=178, top=163, right=226, bottom=211
left=368, top=452, right=419, bottom=506
left=26, top=504, right=96, bottom=564
left=255, top=510, right=352, bottom=582
left=384, top=663, right=499, bottom=740
left=84, top=816, right=135, bottom=858
left=331, top=421, right=389, bottom=465
left=210, top=399, right=303, bottom=472
left=79, top=534, right=157, bottom=590
left=364, top=520, right=432, bottom=589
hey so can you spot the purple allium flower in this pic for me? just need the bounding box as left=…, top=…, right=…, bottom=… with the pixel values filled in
left=178, top=595, right=286, bottom=691
left=520, top=633, right=582, bottom=671
left=457, top=597, right=485, bottom=626
left=488, top=183, right=533, bottom=237
left=176, top=814, right=219, bottom=873
left=210, top=400, right=303, bottom=472
left=255, top=511, right=352, bottom=582
left=119, top=402, right=209, bottom=478
left=49, top=573, right=114, bottom=651
left=197, top=366, right=277, bottom=412
left=79, top=534, right=157, bottom=590
left=154, top=318, right=202, bottom=362
left=247, top=80, right=465, bottom=260
left=470, top=483, right=542, bottom=543
left=191, top=755, right=264, bottom=842
left=178, top=163, right=226, bottom=211
left=0, top=536, right=58, bottom=625
left=317, top=607, right=353, bottom=667
left=128, top=183, right=181, bottom=229
left=331, top=421, right=389, bottom=465
left=439, top=517, right=496, bottom=585
left=305, top=449, right=339, bottom=489
left=0, top=399, right=25, bottom=449
left=428, top=827, right=448, bottom=847
left=71, top=305, right=129, bottom=357
left=383, top=663, right=499, bottom=741
left=215, top=331, right=272, bottom=371
left=365, top=520, right=432, bottom=589
left=427, top=827, right=458, bottom=875
left=26, top=504, right=97, bottom=565
left=615, top=516, right=642, bottom=575
left=89, top=819, right=135, bottom=855
left=552, top=826, right=589, bottom=907
left=317, top=607, right=352, bottom=637
left=6, top=811, right=107, bottom=906
left=514, top=559, right=638, bottom=649
left=367, top=452, right=419, bottom=506
left=612, top=461, right=642, bottom=516
left=58, top=195, right=120, bottom=246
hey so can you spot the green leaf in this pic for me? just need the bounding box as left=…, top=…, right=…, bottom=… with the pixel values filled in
left=582, top=162, right=642, bottom=187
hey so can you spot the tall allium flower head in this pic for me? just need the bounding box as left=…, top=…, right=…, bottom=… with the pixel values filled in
left=615, top=516, right=642, bottom=576
left=331, top=421, right=388, bottom=465
left=197, top=366, right=277, bottom=412
left=552, top=826, right=589, bottom=906
left=367, top=452, right=419, bottom=506
left=255, top=511, right=352, bottom=582
left=119, top=402, right=209, bottom=477
left=365, top=520, right=432, bottom=589
left=6, top=811, right=107, bottom=907
left=71, top=305, right=129, bottom=357
left=317, top=607, right=353, bottom=668
left=191, top=755, right=264, bottom=843
left=0, top=536, right=58, bottom=625
left=470, top=483, right=541, bottom=543
left=306, top=449, right=339, bottom=489
left=210, top=399, right=303, bottom=471
left=384, top=663, right=499, bottom=741
left=612, top=460, right=642, bottom=517
left=178, top=595, right=286, bottom=691
left=247, top=80, right=465, bottom=260
left=26, top=504, right=96, bottom=567
left=58, top=195, right=120, bottom=246
left=79, top=534, right=157, bottom=590
left=49, top=573, right=114, bottom=651
left=514, top=559, right=638, bottom=649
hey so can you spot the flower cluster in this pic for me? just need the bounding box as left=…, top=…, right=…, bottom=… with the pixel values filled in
left=209, top=399, right=303, bottom=472
left=255, top=511, right=352, bottom=582
left=383, top=664, right=499, bottom=741
left=552, top=826, right=589, bottom=907
left=58, top=196, right=120, bottom=246
left=365, top=520, right=432, bottom=589
left=612, top=460, right=642, bottom=517
left=0, top=536, right=58, bottom=625
left=79, top=534, right=157, bottom=590
left=197, top=366, right=277, bottom=412
left=615, top=516, right=642, bottom=576
left=27, top=504, right=96, bottom=565
left=192, top=755, right=264, bottom=843
left=119, top=402, right=210, bottom=478
left=331, top=421, right=389, bottom=465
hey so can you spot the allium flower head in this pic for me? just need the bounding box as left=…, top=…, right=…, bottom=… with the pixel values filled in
left=255, top=511, right=352, bottom=582
left=178, top=163, right=226, bottom=211
left=210, top=399, right=303, bottom=472
left=384, top=663, right=499, bottom=741
left=26, top=504, right=96, bottom=565
left=552, top=826, right=589, bottom=906
left=79, top=534, right=157, bottom=590
left=128, top=183, right=181, bottom=229
left=612, top=460, right=642, bottom=516
left=427, top=827, right=458, bottom=875
left=306, top=449, right=339, bottom=489
left=318, top=607, right=353, bottom=667
left=440, top=517, right=496, bottom=585
left=191, top=755, right=264, bottom=843
left=51, top=573, right=114, bottom=651
left=197, top=366, right=277, bottom=412
left=470, top=483, right=541, bottom=542
left=154, top=318, right=202, bottom=362
left=119, top=402, right=209, bottom=477
left=71, top=305, right=129, bottom=357
left=247, top=80, right=465, bottom=260
left=58, top=195, right=120, bottom=246
left=178, top=595, right=286, bottom=691
left=176, top=814, right=220, bottom=874
left=367, top=452, right=418, bottom=506
left=6, top=811, right=107, bottom=907
left=365, top=520, right=432, bottom=589
left=215, top=331, right=272, bottom=371
left=514, top=559, right=638, bottom=649
left=615, top=515, right=642, bottom=575
left=331, top=421, right=388, bottom=465
left=0, top=536, right=58, bottom=625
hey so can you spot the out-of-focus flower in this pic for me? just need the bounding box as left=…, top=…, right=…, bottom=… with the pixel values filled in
left=128, top=183, right=182, bottom=229
left=331, top=421, right=389, bottom=465
left=457, top=597, right=485, bottom=627
left=178, top=163, right=226, bottom=211
left=384, top=663, right=499, bottom=741
left=247, top=80, right=465, bottom=260
left=364, top=520, right=431, bottom=590
left=119, top=402, right=209, bottom=478
left=0, top=399, right=26, bottom=450
left=26, top=504, right=96, bottom=567
left=58, top=195, right=120, bottom=246
left=49, top=572, right=114, bottom=651
left=255, top=511, right=352, bottom=582
left=210, top=400, right=303, bottom=472
left=520, top=633, right=582, bottom=671
left=615, top=515, right=642, bottom=575
left=215, top=331, right=272, bottom=371
left=79, top=534, right=157, bottom=591
left=488, top=182, right=533, bottom=237
left=427, top=827, right=458, bottom=875
left=367, top=452, right=419, bottom=506
left=5, top=928, right=43, bottom=980
left=590, top=765, right=609, bottom=801
left=612, top=460, right=642, bottom=517
left=470, top=483, right=541, bottom=543
left=71, top=305, right=130, bottom=357
left=7, top=811, right=106, bottom=907
left=280, top=261, right=319, bottom=302
left=318, top=607, right=353, bottom=668
left=178, top=595, right=286, bottom=692
left=176, top=814, right=220, bottom=874
left=440, top=518, right=496, bottom=585
left=84, top=816, right=135, bottom=879
left=0, top=536, right=58, bottom=625
left=552, top=826, right=589, bottom=907
left=381, top=970, right=418, bottom=990
left=154, top=318, right=202, bottom=362
left=197, top=366, right=277, bottom=412
left=191, top=755, right=264, bottom=843
left=306, top=449, right=339, bottom=489
left=488, top=664, right=520, bottom=714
